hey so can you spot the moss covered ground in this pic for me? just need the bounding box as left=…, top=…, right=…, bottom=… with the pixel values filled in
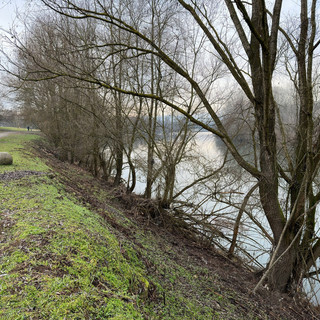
left=0, top=132, right=317, bottom=319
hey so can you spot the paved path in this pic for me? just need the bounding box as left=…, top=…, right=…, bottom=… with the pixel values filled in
left=0, top=131, right=22, bottom=139
left=0, top=132, right=14, bottom=139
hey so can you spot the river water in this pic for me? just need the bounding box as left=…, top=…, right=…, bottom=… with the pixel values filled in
left=123, top=132, right=271, bottom=263
left=121, top=131, right=319, bottom=303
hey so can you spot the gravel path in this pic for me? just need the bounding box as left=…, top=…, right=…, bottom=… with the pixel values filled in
left=0, top=132, right=15, bottom=138
left=0, top=131, right=19, bottom=139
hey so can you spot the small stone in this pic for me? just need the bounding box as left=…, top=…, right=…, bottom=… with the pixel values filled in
left=0, top=152, right=13, bottom=165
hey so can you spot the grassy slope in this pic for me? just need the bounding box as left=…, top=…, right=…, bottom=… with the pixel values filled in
left=0, top=134, right=149, bottom=319
left=0, top=133, right=317, bottom=319
left=0, top=127, right=40, bottom=132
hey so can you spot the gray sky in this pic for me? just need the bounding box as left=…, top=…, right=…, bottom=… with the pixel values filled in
left=0, top=0, right=306, bottom=109
left=0, top=0, right=24, bottom=29
left=0, top=0, right=40, bottom=33
left=0, top=0, right=301, bottom=30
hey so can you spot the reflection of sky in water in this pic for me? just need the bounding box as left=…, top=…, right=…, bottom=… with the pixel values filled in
left=121, top=131, right=320, bottom=303
left=122, top=132, right=271, bottom=264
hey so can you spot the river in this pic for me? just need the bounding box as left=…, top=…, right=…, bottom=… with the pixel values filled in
left=121, top=131, right=319, bottom=303
left=123, top=132, right=271, bottom=263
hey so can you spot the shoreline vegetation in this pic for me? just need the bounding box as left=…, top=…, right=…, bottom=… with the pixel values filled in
left=0, top=130, right=318, bottom=319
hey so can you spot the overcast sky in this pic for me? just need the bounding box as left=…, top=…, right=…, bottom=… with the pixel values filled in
left=0, top=0, right=306, bottom=108
left=0, top=0, right=24, bottom=29
left=0, top=0, right=302, bottom=31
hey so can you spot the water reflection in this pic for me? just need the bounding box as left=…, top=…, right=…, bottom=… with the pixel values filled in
left=121, top=131, right=319, bottom=303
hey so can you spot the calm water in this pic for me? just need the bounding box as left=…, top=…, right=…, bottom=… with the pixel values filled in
left=121, top=131, right=319, bottom=303
left=122, top=132, right=271, bottom=263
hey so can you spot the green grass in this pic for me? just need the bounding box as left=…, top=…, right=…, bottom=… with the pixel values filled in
left=0, top=184, right=148, bottom=318
left=0, top=133, right=269, bottom=319
left=0, top=127, right=40, bottom=132
left=0, top=134, right=149, bottom=319
left=0, top=126, right=28, bottom=131
left=0, top=133, right=47, bottom=172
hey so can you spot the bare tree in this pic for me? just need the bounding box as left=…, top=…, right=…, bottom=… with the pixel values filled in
left=3, top=0, right=320, bottom=295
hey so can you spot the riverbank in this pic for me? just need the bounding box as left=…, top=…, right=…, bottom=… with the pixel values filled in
left=0, top=132, right=318, bottom=319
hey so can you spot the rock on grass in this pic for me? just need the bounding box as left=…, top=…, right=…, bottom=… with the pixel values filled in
left=0, top=152, right=13, bottom=165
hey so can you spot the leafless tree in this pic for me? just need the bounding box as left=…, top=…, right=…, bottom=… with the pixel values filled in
left=2, top=0, right=320, bottom=295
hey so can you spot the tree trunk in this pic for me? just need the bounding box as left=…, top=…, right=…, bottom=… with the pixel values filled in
left=113, top=91, right=124, bottom=186
left=113, top=143, right=123, bottom=186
